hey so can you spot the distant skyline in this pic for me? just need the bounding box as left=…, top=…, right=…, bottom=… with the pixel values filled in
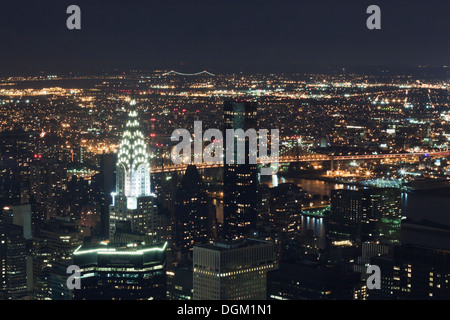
left=0, top=0, right=449, bottom=76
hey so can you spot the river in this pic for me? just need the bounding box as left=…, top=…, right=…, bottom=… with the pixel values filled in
left=260, top=175, right=444, bottom=249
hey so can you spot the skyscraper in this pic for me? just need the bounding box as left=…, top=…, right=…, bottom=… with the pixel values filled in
left=32, top=217, right=83, bottom=300
left=223, top=100, right=258, bottom=240
left=193, top=239, right=276, bottom=300
left=267, top=183, right=303, bottom=244
left=174, top=165, right=210, bottom=260
left=109, top=104, right=159, bottom=242
left=73, top=241, right=167, bottom=300
left=0, top=224, right=27, bottom=299
left=370, top=245, right=450, bottom=300
left=327, top=188, right=402, bottom=246
left=267, top=260, right=361, bottom=300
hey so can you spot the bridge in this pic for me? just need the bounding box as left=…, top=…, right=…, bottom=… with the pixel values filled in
left=150, top=151, right=450, bottom=173
left=162, top=70, right=215, bottom=76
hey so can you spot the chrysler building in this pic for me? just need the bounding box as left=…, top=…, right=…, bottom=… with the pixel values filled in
left=109, top=101, right=159, bottom=241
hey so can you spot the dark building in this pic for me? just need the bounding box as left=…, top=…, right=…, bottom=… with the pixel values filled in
left=174, top=165, right=210, bottom=260
left=0, top=130, right=39, bottom=207
left=369, top=189, right=450, bottom=299
left=327, top=188, right=402, bottom=247
left=223, top=100, right=258, bottom=240
left=166, top=265, right=193, bottom=300
left=49, top=263, right=76, bottom=300
left=99, top=153, right=116, bottom=238
left=370, top=245, right=450, bottom=300
left=267, top=260, right=361, bottom=300
left=267, top=183, right=302, bottom=244
left=73, top=241, right=167, bottom=300
left=30, top=159, right=68, bottom=222
left=32, top=217, right=83, bottom=300
left=152, top=171, right=179, bottom=266
left=0, top=224, right=27, bottom=299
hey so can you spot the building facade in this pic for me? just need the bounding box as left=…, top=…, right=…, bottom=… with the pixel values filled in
left=193, top=239, right=276, bottom=300
left=73, top=241, right=167, bottom=300
left=327, top=188, right=402, bottom=247
left=110, top=106, right=159, bottom=242
left=223, top=100, right=258, bottom=240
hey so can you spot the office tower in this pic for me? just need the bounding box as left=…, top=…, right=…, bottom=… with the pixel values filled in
left=174, top=165, right=210, bottom=260
left=0, top=129, right=37, bottom=207
left=267, top=183, right=302, bottom=244
left=1, top=204, right=32, bottom=240
left=109, top=107, right=159, bottom=242
left=267, top=260, right=361, bottom=300
left=223, top=100, right=258, bottom=240
left=370, top=245, right=450, bottom=300
left=49, top=264, right=74, bottom=300
left=368, top=189, right=450, bottom=300
left=30, top=159, right=68, bottom=222
left=353, top=241, right=393, bottom=283
left=99, top=153, right=116, bottom=238
left=327, top=188, right=401, bottom=247
left=193, top=239, right=276, bottom=300
left=0, top=224, right=27, bottom=299
left=256, top=184, right=270, bottom=228
left=166, top=265, right=193, bottom=300
left=73, top=241, right=167, bottom=300
left=152, top=171, right=179, bottom=266
left=64, top=174, right=102, bottom=236
left=1, top=204, right=33, bottom=298
left=32, top=217, right=83, bottom=300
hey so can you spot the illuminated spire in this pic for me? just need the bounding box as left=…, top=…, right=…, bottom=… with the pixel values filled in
left=116, top=102, right=152, bottom=208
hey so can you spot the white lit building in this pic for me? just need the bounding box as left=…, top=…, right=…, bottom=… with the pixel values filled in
left=109, top=103, right=159, bottom=241
left=193, top=239, right=277, bottom=300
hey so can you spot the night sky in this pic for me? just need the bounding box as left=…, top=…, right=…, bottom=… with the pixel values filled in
left=0, top=0, right=449, bottom=75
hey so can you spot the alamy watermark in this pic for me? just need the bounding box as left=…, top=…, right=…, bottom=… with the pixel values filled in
left=66, top=4, right=380, bottom=31
left=366, top=264, right=381, bottom=290
left=170, top=121, right=279, bottom=175
left=66, top=265, right=81, bottom=289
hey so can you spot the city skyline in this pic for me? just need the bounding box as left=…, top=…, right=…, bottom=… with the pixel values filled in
left=0, top=0, right=449, bottom=306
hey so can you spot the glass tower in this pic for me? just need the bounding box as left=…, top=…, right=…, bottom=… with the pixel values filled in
left=223, top=100, right=258, bottom=240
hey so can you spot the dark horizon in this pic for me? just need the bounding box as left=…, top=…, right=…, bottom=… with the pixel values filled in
left=0, top=0, right=448, bottom=76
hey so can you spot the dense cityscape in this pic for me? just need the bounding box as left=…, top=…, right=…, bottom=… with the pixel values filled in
left=0, top=0, right=449, bottom=309
left=0, top=67, right=449, bottom=300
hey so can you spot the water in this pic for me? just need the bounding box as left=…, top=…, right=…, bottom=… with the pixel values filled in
left=301, top=215, right=326, bottom=248
left=262, top=175, right=354, bottom=197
